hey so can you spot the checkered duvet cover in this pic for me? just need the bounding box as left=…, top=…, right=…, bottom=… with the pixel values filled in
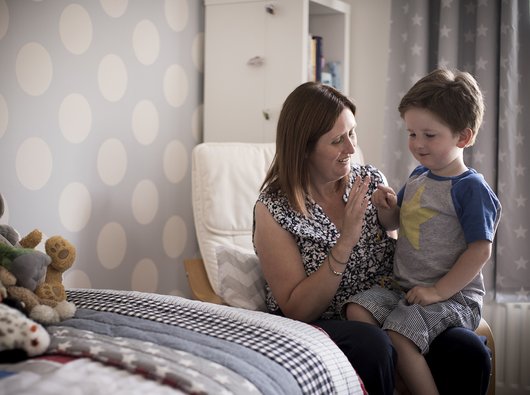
left=11, top=288, right=365, bottom=395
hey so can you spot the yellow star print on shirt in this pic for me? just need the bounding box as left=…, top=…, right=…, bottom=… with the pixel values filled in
left=400, top=184, right=437, bottom=250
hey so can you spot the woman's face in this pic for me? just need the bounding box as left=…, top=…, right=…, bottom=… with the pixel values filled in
left=308, top=108, right=357, bottom=185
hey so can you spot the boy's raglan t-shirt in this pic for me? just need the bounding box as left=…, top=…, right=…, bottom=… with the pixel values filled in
left=394, top=165, right=502, bottom=299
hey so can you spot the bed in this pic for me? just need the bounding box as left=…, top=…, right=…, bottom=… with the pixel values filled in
left=0, top=288, right=363, bottom=394
left=0, top=142, right=495, bottom=395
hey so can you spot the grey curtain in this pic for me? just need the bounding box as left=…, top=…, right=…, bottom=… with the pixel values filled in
left=381, top=0, right=529, bottom=302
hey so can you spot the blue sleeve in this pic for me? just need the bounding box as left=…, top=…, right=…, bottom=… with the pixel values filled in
left=452, top=173, right=502, bottom=243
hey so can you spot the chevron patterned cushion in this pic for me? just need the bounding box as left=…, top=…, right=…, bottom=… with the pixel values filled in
left=216, top=244, right=267, bottom=311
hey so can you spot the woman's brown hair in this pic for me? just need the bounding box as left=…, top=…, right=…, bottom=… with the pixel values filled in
left=261, top=82, right=356, bottom=215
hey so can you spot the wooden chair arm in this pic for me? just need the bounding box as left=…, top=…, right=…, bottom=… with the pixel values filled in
left=183, top=258, right=225, bottom=305
left=476, top=317, right=496, bottom=395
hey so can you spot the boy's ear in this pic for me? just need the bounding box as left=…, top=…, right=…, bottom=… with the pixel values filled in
left=457, top=128, right=473, bottom=148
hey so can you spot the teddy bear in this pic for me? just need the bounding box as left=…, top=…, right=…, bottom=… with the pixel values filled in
left=0, top=194, right=52, bottom=291
left=0, top=193, right=76, bottom=324
left=0, top=263, right=74, bottom=325
left=35, top=235, right=76, bottom=305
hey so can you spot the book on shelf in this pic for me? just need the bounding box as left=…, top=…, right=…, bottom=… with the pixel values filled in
left=308, top=33, right=316, bottom=81
left=308, top=35, right=341, bottom=90
left=313, top=35, right=323, bottom=82
left=308, top=34, right=323, bottom=82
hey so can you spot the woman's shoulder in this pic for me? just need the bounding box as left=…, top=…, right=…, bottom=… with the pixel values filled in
left=258, top=187, right=290, bottom=212
left=349, top=163, right=386, bottom=184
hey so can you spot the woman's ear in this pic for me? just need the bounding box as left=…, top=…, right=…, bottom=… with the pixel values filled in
left=457, top=128, right=473, bottom=148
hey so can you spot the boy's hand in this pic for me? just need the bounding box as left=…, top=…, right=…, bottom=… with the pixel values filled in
left=405, top=285, right=444, bottom=306
left=372, top=184, right=397, bottom=210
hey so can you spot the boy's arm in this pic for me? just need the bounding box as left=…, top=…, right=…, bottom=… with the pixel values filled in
left=372, top=184, right=400, bottom=230
left=434, top=239, right=491, bottom=299
left=406, top=240, right=491, bottom=305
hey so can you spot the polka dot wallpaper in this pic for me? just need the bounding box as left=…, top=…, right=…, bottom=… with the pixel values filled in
left=0, top=0, right=204, bottom=297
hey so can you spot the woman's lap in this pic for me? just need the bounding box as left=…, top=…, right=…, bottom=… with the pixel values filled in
left=426, top=326, right=492, bottom=395
left=313, top=319, right=396, bottom=395
left=314, top=321, right=492, bottom=395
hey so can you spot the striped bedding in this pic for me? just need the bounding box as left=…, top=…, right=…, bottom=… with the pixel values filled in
left=0, top=288, right=365, bottom=395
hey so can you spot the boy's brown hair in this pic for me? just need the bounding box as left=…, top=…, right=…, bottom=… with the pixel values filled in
left=398, top=68, right=484, bottom=146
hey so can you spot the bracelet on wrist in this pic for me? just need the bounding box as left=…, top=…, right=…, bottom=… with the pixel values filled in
left=327, top=255, right=343, bottom=276
left=329, top=249, right=348, bottom=265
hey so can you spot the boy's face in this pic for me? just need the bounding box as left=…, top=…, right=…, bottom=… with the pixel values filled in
left=403, top=107, right=465, bottom=176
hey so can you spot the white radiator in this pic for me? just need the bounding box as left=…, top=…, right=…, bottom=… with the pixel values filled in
left=483, top=302, right=530, bottom=395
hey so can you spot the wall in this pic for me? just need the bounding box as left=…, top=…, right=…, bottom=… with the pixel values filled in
left=348, top=0, right=390, bottom=170
left=0, top=0, right=390, bottom=298
left=0, top=0, right=204, bottom=297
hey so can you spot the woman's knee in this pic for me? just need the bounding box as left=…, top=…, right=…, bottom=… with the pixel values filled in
left=427, top=327, right=491, bottom=395
left=345, top=303, right=378, bottom=324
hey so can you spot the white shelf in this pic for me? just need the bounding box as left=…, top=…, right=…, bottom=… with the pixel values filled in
left=203, top=0, right=350, bottom=143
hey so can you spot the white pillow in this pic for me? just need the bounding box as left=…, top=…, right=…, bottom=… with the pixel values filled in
left=215, top=244, right=267, bottom=311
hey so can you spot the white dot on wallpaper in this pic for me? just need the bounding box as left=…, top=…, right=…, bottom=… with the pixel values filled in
left=132, top=179, right=159, bottom=225
left=97, top=222, right=126, bottom=269
left=16, top=138, right=52, bottom=190
left=192, top=33, right=204, bottom=72
left=165, top=0, right=188, bottom=32
left=98, top=54, right=128, bottom=102
left=163, top=215, right=187, bottom=258
left=59, top=93, right=92, bottom=143
left=132, top=100, right=158, bottom=145
left=133, top=20, right=160, bottom=65
left=163, top=64, right=188, bottom=108
left=64, top=269, right=92, bottom=289
left=191, top=104, right=203, bottom=142
left=163, top=140, right=187, bottom=184
left=59, top=182, right=92, bottom=232
left=131, top=258, right=158, bottom=292
left=98, top=138, right=127, bottom=186
left=0, top=94, right=7, bottom=138
left=60, top=4, right=93, bottom=55
left=16, top=42, right=53, bottom=96
left=100, top=0, right=128, bottom=18
left=0, top=0, right=8, bottom=40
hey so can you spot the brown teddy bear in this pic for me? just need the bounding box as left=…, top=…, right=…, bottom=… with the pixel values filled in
left=0, top=263, right=76, bottom=325
left=35, top=235, right=76, bottom=305
left=0, top=194, right=76, bottom=324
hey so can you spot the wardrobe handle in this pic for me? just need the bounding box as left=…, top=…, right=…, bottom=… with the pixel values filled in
left=247, top=56, right=265, bottom=66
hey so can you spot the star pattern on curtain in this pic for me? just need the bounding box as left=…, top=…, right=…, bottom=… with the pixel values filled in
left=382, top=0, right=529, bottom=302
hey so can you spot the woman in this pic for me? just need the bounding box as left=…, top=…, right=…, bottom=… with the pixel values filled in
left=252, top=81, right=492, bottom=395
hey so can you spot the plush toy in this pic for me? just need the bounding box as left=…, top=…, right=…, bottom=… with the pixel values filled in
left=0, top=273, right=50, bottom=361
left=0, top=194, right=76, bottom=324
left=0, top=301, right=50, bottom=361
left=0, top=243, right=52, bottom=291
left=19, top=228, right=45, bottom=249
left=0, top=194, right=52, bottom=291
left=35, top=236, right=76, bottom=304
left=0, top=256, right=76, bottom=326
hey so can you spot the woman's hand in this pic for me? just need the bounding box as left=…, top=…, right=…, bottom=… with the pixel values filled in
left=340, top=176, right=370, bottom=246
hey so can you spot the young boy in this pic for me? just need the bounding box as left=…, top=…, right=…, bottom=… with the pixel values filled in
left=345, top=69, right=502, bottom=394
